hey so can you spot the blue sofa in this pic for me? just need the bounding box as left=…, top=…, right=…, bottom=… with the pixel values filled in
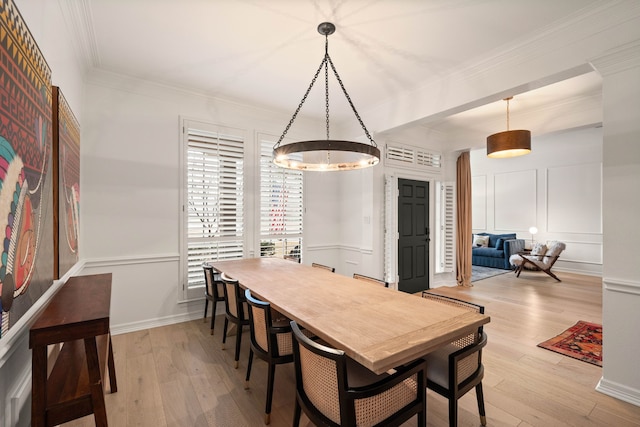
left=472, top=233, right=525, bottom=270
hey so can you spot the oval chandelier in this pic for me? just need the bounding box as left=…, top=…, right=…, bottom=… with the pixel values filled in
left=486, top=96, right=531, bottom=158
left=273, top=22, right=380, bottom=171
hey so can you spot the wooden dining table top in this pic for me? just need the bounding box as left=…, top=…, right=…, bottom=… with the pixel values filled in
left=212, top=257, right=490, bottom=374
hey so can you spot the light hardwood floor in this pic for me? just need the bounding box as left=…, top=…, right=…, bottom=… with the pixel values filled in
left=63, top=271, right=640, bottom=427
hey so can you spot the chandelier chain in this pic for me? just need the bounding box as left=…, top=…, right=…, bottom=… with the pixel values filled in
left=325, top=36, right=330, bottom=140
left=274, top=21, right=376, bottom=151
left=327, top=56, right=376, bottom=146
left=274, top=55, right=328, bottom=148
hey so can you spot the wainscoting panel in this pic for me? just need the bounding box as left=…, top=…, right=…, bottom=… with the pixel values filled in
left=556, top=239, right=603, bottom=265
left=472, top=175, right=487, bottom=230
left=547, top=163, right=602, bottom=234
left=494, top=169, right=536, bottom=230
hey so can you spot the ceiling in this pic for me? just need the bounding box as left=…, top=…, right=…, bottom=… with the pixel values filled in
left=74, top=0, right=604, bottom=149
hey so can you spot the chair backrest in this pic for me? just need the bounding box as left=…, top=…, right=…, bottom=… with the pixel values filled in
left=352, top=273, right=388, bottom=287
left=421, top=292, right=486, bottom=386
left=221, top=273, right=244, bottom=320
left=290, top=321, right=348, bottom=425
left=245, top=289, right=293, bottom=357
left=290, top=321, right=425, bottom=427
left=203, top=263, right=224, bottom=299
left=421, top=292, right=484, bottom=337
left=542, top=241, right=566, bottom=266
left=312, top=263, right=335, bottom=273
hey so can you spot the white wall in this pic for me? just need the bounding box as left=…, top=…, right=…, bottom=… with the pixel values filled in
left=470, top=126, right=604, bottom=275
left=594, top=47, right=640, bottom=407
left=81, top=71, right=324, bottom=332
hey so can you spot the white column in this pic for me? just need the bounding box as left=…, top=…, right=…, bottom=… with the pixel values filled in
left=591, top=41, right=640, bottom=406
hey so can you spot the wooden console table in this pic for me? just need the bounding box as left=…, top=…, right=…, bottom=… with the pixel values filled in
left=29, top=273, right=117, bottom=427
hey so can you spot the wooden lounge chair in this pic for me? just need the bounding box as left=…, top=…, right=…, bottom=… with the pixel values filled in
left=513, top=241, right=566, bottom=282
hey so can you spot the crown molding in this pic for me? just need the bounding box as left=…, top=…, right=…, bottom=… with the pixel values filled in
left=590, top=40, right=640, bottom=76
left=58, top=0, right=100, bottom=70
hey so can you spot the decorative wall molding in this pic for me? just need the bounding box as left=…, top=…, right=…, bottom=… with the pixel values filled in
left=494, top=169, right=537, bottom=230
left=546, top=163, right=602, bottom=234
left=596, top=377, right=640, bottom=408
left=590, top=39, right=640, bottom=77
left=59, top=0, right=100, bottom=70
left=603, top=277, right=640, bottom=295
left=7, top=361, right=30, bottom=427
left=83, top=253, right=180, bottom=268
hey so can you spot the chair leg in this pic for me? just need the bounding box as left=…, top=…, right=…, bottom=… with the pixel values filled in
left=418, top=403, right=426, bottom=427
left=245, top=350, right=253, bottom=389
left=448, top=398, right=458, bottom=427
left=210, top=302, right=216, bottom=335
left=545, top=270, right=562, bottom=282
left=203, top=299, right=209, bottom=322
left=265, top=363, right=277, bottom=425
left=234, top=324, right=243, bottom=369
left=222, top=317, right=229, bottom=350
left=293, top=400, right=301, bottom=427
left=476, top=383, right=487, bottom=426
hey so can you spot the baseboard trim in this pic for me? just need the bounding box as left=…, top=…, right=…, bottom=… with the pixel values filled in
left=8, top=364, right=31, bottom=427
left=596, top=377, right=640, bottom=407
left=111, top=310, right=202, bottom=336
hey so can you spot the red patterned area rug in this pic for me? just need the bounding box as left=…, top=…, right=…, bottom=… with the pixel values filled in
left=537, top=321, right=603, bottom=367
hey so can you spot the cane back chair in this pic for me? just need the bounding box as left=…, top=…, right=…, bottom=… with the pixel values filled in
left=421, top=292, right=488, bottom=427
left=290, top=321, right=427, bottom=427
left=220, top=272, right=250, bottom=368
left=202, top=263, right=226, bottom=335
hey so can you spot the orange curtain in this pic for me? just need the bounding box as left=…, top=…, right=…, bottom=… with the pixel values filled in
left=456, top=151, right=472, bottom=287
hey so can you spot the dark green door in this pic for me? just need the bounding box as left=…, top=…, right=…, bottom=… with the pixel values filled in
left=397, top=179, right=430, bottom=293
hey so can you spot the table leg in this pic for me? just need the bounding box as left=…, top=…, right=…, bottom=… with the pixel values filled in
left=31, top=345, right=47, bottom=427
left=84, top=337, right=108, bottom=427
left=107, top=333, right=118, bottom=392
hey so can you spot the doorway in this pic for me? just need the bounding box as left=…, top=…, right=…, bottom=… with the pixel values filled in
left=397, top=178, right=430, bottom=293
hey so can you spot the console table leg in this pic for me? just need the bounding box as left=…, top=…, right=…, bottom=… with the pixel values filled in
left=84, top=337, right=108, bottom=427
left=107, top=333, right=118, bottom=392
left=31, top=346, right=47, bottom=427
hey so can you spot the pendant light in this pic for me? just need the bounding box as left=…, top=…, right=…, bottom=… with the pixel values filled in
left=486, top=97, right=531, bottom=158
left=273, top=22, right=380, bottom=171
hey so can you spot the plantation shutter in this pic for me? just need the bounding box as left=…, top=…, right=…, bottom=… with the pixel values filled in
left=259, top=136, right=303, bottom=259
left=436, top=181, right=455, bottom=273
left=185, top=122, right=244, bottom=289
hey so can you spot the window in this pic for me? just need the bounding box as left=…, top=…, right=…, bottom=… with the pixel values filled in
left=182, top=120, right=244, bottom=297
left=259, top=134, right=303, bottom=261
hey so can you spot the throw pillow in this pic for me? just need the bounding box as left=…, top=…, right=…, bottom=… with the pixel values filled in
left=496, top=238, right=504, bottom=250
left=473, top=235, right=489, bottom=247
left=530, top=242, right=547, bottom=260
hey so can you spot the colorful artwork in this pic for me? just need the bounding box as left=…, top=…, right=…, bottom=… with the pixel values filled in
left=53, top=86, right=80, bottom=279
left=0, top=0, right=53, bottom=338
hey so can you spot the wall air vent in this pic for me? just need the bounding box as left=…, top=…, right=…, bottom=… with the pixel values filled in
left=385, top=143, right=442, bottom=170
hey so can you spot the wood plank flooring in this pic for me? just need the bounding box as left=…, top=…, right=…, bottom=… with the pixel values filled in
left=63, top=271, right=640, bottom=426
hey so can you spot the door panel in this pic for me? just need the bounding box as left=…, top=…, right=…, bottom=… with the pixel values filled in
left=398, top=179, right=430, bottom=293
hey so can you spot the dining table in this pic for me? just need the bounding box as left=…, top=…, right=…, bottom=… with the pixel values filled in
left=212, top=257, right=490, bottom=375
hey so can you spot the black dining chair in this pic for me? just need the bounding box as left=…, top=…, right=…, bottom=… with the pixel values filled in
left=352, top=273, right=389, bottom=287
left=220, top=272, right=250, bottom=368
left=202, top=263, right=225, bottom=335
left=244, top=289, right=296, bottom=425
left=311, top=262, right=335, bottom=272
left=290, top=320, right=427, bottom=427
left=421, top=291, right=488, bottom=427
